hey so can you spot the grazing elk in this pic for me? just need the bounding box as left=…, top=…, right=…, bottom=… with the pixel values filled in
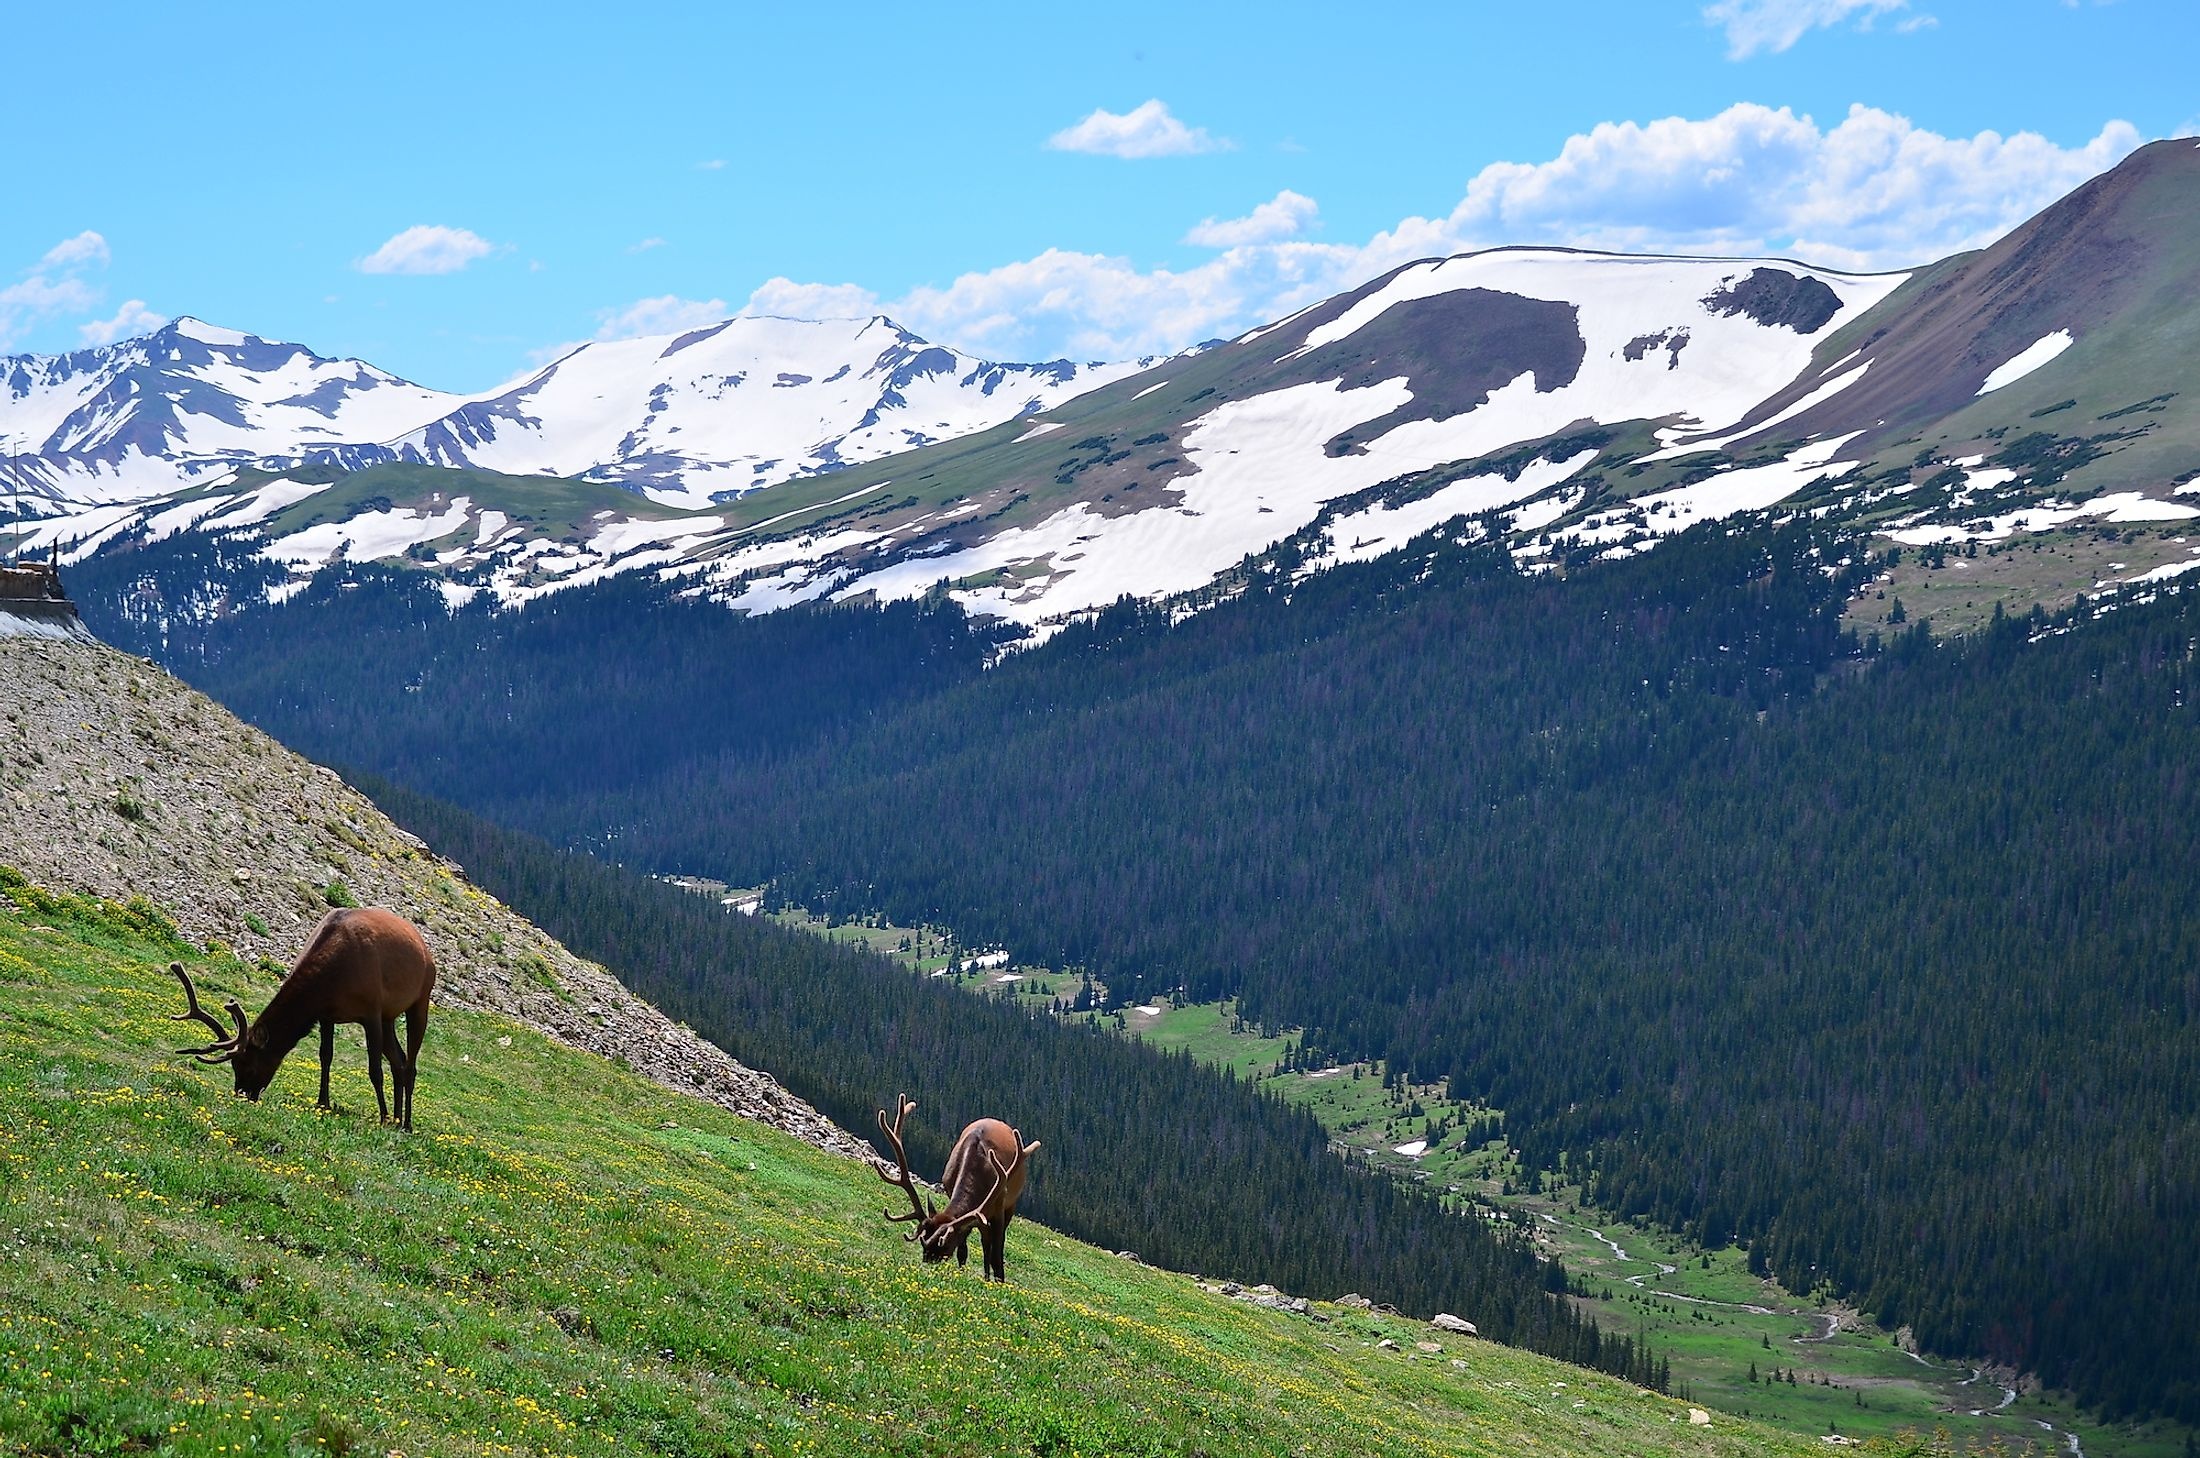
left=169, top=906, right=436, bottom=1130
left=875, top=1093, right=1040, bottom=1282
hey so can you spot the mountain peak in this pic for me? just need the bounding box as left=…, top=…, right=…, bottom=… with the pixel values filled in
left=159, top=316, right=255, bottom=348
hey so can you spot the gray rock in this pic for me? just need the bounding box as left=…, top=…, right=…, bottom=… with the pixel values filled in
left=1431, top=1313, right=1479, bottom=1335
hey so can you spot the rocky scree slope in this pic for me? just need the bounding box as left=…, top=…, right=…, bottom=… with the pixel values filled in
left=0, top=630, right=864, bottom=1159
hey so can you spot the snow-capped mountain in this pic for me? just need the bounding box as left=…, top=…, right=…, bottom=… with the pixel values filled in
left=393, top=316, right=1155, bottom=506
left=0, top=317, right=463, bottom=505
left=26, top=140, right=2200, bottom=638
left=0, top=315, right=1149, bottom=510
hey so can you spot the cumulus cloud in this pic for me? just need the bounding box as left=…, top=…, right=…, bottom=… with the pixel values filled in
left=1704, top=0, right=1918, bottom=58
left=627, top=237, right=666, bottom=253
left=1184, top=190, right=1320, bottom=248
left=733, top=105, right=2138, bottom=362
left=78, top=299, right=164, bottom=346
left=1047, top=100, right=1229, bottom=159
left=358, top=224, right=497, bottom=276
left=546, top=104, right=2134, bottom=371
left=739, top=278, right=883, bottom=320
left=880, top=244, right=1346, bottom=361
left=1396, top=103, right=2141, bottom=271
left=39, top=231, right=112, bottom=271
left=593, top=294, right=731, bottom=340
left=1, top=230, right=114, bottom=350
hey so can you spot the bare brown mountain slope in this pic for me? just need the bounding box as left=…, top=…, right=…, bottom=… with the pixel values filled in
left=1732, top=135, right=2200, bottom=481
left=0, top=630, right=865, bottom=1159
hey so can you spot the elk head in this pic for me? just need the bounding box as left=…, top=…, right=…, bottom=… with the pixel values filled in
left=875, top=1094, right=1007, bottom=1263
left=168, top=962, right=280, bottom=1100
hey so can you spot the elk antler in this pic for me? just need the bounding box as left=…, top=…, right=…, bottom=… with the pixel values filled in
left=168, top=963, right=241, bottom=1062
left=937, top=1145, right=1016, bottom=1236
left=222, top=997, right=250, bottom=1046
left=875, top=1093, right=934, bottom=1237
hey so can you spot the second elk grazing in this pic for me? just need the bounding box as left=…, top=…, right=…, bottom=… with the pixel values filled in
left=876, top=1093, right=1040, bottom=1282
left=169, top=906, right=436, bottom=1130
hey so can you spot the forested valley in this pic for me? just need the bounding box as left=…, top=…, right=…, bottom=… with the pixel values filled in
left=354, top=775, right=1661, bottom=1387
left=73, top=514, right=2200, bottom=1424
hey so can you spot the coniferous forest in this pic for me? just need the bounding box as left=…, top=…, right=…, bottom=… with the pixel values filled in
left=354, top=775, right=1660, bottom=1389
left=73, top=513, right=2200, bottom=1423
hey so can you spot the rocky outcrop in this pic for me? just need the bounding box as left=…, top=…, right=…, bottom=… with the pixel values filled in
left=0, top=634, right=867, bottom=1161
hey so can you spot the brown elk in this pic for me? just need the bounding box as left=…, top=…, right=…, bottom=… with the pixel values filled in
left=875, top=1093, right=1040, bottom=1282
left=169, top=906, right=436, bottom=1130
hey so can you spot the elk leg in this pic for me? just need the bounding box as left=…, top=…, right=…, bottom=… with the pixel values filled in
left=366, top=1019, right=390, bottom=1123
left=984, top=1218, right=1009, bottom=1282
left=954, top=1228, right=969, bottom=1267
left=401, top=1002, right=427, bottom=1132
left=378, top=1016, right=410, bottom=1130
left=317, top=1021, right=335, bottom=1109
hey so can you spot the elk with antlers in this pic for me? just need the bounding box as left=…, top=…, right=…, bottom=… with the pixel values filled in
left=875, top=1093, right=1040, bottom=1282
left=169, top=906, right=436, bottom=1130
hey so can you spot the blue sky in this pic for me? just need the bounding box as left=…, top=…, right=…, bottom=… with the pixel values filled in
left=3, top=1, right=2192, bottom=390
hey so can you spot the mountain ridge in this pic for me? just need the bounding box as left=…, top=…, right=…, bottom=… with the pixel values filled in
left=14, top=139, right=2200, bottom=642
left=1, top=310, right=1150, bottom=510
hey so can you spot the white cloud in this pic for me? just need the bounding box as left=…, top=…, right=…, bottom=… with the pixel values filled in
left=1047, top=100, right=1229, bottom=159
left=1185, top=190, right=1319, bottom=248
left=1400, top=103, right=2141, bottom=271
left=741, top=104, right=2140, bottom=363
left=1, top=230, right=115, bottom=350
left=78, top=299, right=163, bottom=346
left=358, top=224, right=497, bottom=276
left=593, top=294, right=730, bottom=340
left=697, top=158, right=727, bottom=171
left=627, top=237, right=666, bottom=253
left=39, top=231, right=111, bottom=271
left=739, top=278, right=882, bottom=320
left=884, top=244, right=1346, bottom=361
left=1704, top=0, right=1917, bottom=58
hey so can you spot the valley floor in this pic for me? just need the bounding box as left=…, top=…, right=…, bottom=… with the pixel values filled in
left=762, top=900, right=2198, bottom=1458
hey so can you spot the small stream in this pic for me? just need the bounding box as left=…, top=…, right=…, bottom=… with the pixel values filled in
left=1544, top=1216, right=2087, bottom=1456
left=1544, top=1214, right=1772, bottom=1312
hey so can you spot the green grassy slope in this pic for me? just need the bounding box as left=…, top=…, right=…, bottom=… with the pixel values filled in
left=0, top=873, right=1809, bottom=1458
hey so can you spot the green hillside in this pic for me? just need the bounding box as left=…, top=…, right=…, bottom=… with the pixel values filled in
left=0, top=871, right=1808, bottom=1458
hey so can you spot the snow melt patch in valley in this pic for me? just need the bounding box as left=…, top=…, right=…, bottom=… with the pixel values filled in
left=1635, top=433, right=1863, bottom=528
left=1316, top=451, right=1596, bottom=567
left=1886, top=490, right=2200, bottom=546
left=1647, top=360, right=1872, bottom=461
left=263, top=497, right=475, bottom=571
left=1977, top=330, right=2074, bottom=395
left=203, top=475, right=338, bottom=528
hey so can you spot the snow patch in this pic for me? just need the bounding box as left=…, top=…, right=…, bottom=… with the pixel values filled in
left=1977, top=331, right=2075, bottom=395
left=1316, top=450, right=1596, bottom=567
left=263, top=496, right=474, bottom=571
